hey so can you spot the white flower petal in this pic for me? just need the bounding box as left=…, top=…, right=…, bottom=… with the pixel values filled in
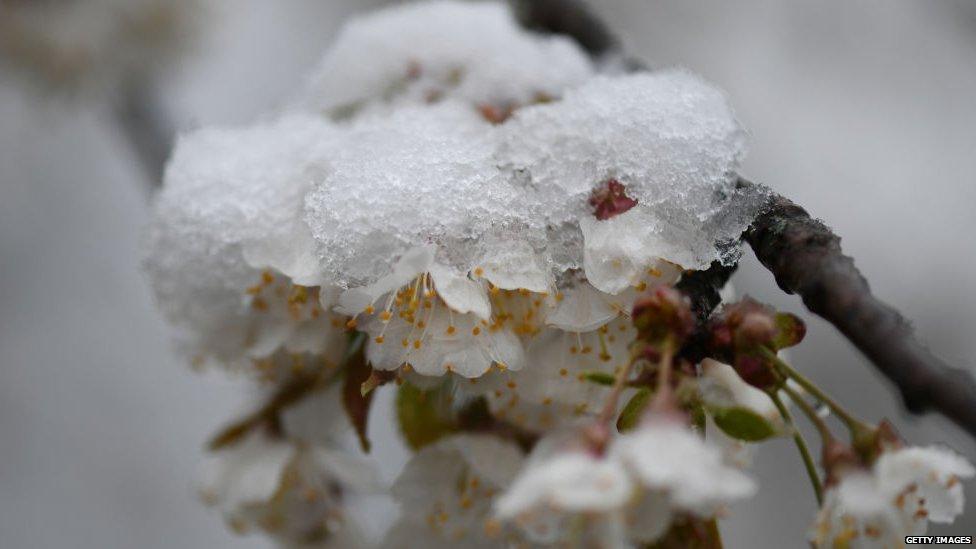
left=700, top=359, right=784, bottom=431
left=200, top=432, right=292, bottom=510
left=875, top=446, right=975, bottom=523
left=337, top=245, right=435, bottom=315
left=496, top=451, right=632, bottom=517
left=547, top=282, right=619, bottom=332
left=612, top=420, right=757, bottom=514
left=429, top=263, right=491, bottom=319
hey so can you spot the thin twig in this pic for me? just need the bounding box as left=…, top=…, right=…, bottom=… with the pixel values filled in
left=112, top=79, right=173, bottom=188
left=782, top=384, right=834, bottom=444
left=763, top=348, right=869, bottom=434
left=509, top=0, right=618, bottom=57
left=770, top=389, right=824, bottom=505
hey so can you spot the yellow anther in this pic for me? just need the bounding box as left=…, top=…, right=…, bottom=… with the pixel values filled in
left=345, top=318, right=358, bottom=329
left=380, top=311, right=392, bottom=321
left=375, top=336, right=385, bottom=344
left=472, top=326, right=481, bottom=336
left=413, top=339, right=422, bottom=349
left=473, top=267, right=485, bottom=277
left=446, top=325, right=456, bottom=335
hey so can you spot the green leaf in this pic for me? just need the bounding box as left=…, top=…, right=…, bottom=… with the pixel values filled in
left=341, top=335, right=374, bottom=453
left=772, top=312, right=806, bottom=350
left=709, top=405, right=778, bottom=442
left=396, top=382, right=456, bottom=450
left=580, top=371, right=616, bottom=386
left=616, top=388, right=651, bottom=432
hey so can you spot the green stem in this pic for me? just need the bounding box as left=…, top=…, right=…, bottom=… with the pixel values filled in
left=769, top=389, right=823, bottom=505
left=782, top=384, right=833, bottom=443
left=762, top=347, right=871, bottom=434
left=598, top=354, right=639, bottom=425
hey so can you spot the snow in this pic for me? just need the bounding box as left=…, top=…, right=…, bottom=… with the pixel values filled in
left=502, top=70, right=760, bottom=270
left=148, top=0, right=763, bottom=356
left=299, top=0, right=594, bottom=117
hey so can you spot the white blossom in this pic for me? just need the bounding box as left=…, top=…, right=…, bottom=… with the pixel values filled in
left=383, top=435, right=527, bottom=548
left=613, top=419, right=757, bottom=516
left=144, top=115, right=346, bottom=373
left=812, top=446, right=975, bottom=548
left=483, top=316, right=635, bottom=431
left=199, top=431, right=377, bottom=547
left=494, top=434, right=633, bottom=547
left=496, top=419, right=756, bottom=546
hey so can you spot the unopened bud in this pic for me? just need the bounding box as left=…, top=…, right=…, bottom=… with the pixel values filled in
left=738, top=312, right=777, bottom=347
left=632, top=285, right=695, bottom=346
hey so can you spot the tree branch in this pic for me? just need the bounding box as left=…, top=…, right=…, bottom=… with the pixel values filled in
left=675, top=261, right=737, bottom=363
left=743, top=179, right=976, bottom=436
left=510, top=0, right=618, bottom=57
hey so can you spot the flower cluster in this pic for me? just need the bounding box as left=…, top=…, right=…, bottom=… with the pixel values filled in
left=141, top=1, right=973, bottom=548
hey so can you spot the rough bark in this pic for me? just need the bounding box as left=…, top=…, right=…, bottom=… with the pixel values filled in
left=675, top=262, right=738, bottom=362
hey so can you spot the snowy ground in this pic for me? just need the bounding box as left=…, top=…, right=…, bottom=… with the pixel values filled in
left=1, top=1, right=974, bottom=547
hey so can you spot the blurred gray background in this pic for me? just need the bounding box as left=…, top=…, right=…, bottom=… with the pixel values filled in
left=1, top=1, right=974, bottom=547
